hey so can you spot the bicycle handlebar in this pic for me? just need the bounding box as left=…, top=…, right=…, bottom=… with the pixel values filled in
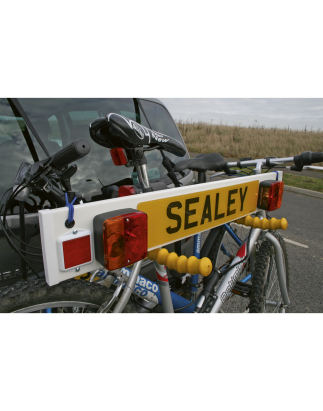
left=224, top=151, right=323, bottom=173
left=294, top=151, right=323, bottom=167
left=51, top=139, right=91, bottom=170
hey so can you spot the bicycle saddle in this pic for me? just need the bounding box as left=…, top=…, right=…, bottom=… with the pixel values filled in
left=174, top=153, right=225, bottom=172
left=89, top=113, right=186, bottom=157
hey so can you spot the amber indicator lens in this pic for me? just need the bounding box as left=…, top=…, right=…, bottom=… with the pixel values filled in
left=258, top=181, right=284, bottom=211
left=110, top=147, right=128, bottom=166
left=103, top=212, right=147, bottom=270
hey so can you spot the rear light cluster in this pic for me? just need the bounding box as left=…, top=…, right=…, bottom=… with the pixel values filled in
left=94, top=210, right=148, bottom=271
left=257, top=180, right=284, bottom=211
left=110, top=147, right=128, bottom=166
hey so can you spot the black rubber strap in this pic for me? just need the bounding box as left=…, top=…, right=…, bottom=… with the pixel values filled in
left=8, top=98, right=50, bottom=158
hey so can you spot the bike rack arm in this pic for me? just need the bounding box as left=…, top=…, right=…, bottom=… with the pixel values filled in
left=264, top=232, right=290, bottom=306
left=112, top=260, right=143, bottom=313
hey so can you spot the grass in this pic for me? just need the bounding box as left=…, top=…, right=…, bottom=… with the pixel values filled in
left=177, top=120, right=323, bottom=193
left=177, top=120, right=323, bottom=166
left=230, top=168, right=323, bottom=193
left=282, top=173, right=323, bottom=193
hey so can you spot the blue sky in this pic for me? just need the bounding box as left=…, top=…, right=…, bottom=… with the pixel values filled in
left=161, top=99, right=323, bottom=131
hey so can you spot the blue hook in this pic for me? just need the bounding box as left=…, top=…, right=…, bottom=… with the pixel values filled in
left=65, top=193, right=77, bottom=223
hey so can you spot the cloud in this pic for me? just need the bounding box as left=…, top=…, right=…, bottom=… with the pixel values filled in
left=162, top=98, right=323, bottom=130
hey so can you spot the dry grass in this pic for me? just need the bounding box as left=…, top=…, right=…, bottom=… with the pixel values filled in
left=177, top=120, right=323, bottom=163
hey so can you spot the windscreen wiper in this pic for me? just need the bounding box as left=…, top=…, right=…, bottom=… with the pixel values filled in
left=7, top=98, right=50, bottom=161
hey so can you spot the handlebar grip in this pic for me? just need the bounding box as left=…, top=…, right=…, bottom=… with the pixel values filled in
left=294, top=151, right=323, bottom=167
left=51, top=139, right=91, bottom=169
left=311, top=152, right=323, bottom=164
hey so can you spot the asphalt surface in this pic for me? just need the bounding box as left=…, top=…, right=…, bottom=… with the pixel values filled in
left=274, top=192, right=323, bottom=313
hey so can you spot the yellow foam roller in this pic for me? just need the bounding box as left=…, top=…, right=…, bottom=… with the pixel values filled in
left=147, top=248, right=212, bottom=277
left=234, top=215, right=288, bottom=230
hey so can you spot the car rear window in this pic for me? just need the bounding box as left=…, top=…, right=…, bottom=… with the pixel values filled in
left=0, top=98, right=188, bottom=206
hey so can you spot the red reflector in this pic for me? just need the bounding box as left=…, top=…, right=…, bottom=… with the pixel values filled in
left=118, top=185, right=136, bottom=197
left=103, top=211, right=147, bottom=270
left=258, top=181, right=284, bottom=211
left=63, top=235, right=92, bottom=269
left=110, top=147, right=128, bottom=166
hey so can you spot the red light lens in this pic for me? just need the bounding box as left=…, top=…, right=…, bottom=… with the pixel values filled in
left=103, top=212, right=147, bottom=270
left=110, top=147, right=128, bottom=166
left=118, top=185, right=136, bottom=197
left=63, top=235, right=92, bottom=269
left=267, top=181, right=284, bottom=211
left=258, top=181, right=284, bottom=211
left=124, top=213, right=147, bottom=264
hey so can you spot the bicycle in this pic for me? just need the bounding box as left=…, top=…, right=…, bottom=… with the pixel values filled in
left=0, top=113, right=322, bottom=313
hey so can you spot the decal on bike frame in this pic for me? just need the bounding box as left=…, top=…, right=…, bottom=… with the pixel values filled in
left=137, top=181, right=259, bottom=249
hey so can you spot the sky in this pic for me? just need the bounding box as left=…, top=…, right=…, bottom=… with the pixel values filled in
left=161, top=99, right=323, bottom=131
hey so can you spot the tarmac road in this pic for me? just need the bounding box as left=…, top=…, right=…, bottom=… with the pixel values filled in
left=273, top=191, right=323, bottom=313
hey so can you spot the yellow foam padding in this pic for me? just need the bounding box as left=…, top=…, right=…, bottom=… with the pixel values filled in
left=234, top=215, right=288, bottom=230
left=148, top=248, right=212, bottom=277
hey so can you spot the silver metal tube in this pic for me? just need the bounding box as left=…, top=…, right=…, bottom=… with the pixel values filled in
left=154, top=261, right=174, bottom=313
left=112, top=260, right=143, bottom=313
left=264, top=232, right=290, bottom=306
left=226, top=157, right=294, bottom=169
left=210, top=227, right=262, bottom=313
left=89, top=269, right=100, bottom=283
left=98, top=281, right=124, bottom=313
left=136, top=164, right=150, bottom=189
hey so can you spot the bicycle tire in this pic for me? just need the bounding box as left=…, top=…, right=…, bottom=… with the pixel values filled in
left=0, top=278, right=138, bottom=313
left=249, top=233, right=289, bottom=313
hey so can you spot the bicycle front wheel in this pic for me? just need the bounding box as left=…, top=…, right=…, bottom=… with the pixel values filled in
left=249, top=233, right=289, bottom=313
left=0, top=279, right=138, bottom=313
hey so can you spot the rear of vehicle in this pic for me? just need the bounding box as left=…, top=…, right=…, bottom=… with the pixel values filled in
left=0, top=98, right=193, bottom=282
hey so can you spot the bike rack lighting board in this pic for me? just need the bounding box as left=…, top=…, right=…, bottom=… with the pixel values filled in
left=39, top=172, right=281, bottom=286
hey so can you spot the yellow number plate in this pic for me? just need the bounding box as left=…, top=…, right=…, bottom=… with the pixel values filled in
left=137, top=181, right=259, bottom=249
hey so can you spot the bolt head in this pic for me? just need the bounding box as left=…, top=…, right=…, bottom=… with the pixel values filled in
left=75, top=267, right=80, bottom=272
left=73, top=230, right=78, bottom=235
left=126, top=218, right=129, bottom=223
left=127, top=260, right=130, bottom=264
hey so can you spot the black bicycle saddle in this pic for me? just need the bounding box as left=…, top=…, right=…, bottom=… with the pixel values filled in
left=174, top=153, right=225, bottom=172
left=89, top=113, right=186, bottom=157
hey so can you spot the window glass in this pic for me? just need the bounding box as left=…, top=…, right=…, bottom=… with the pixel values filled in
left=0, top=98, right=188, bottom=205
left=0, top=99, right=35, bottom=203
left=69, top=111, right=100, bottom=126
left=48, top=115, right=62, bottom=148
left=139, top=99, right=183, bottom=141
left=140, top=99, right=188, bottom=168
